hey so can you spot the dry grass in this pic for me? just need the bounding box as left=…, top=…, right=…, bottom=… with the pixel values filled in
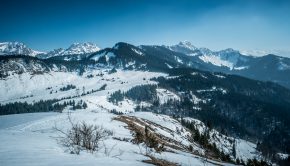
left=143, top=155, right=180, bottom=166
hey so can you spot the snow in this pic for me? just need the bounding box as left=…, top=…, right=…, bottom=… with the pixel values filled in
left=0, top=110, right=150, bottom=166
left=278, top=61, right=290, bottom=70
left=175, top=56, right=183, bottom=64
left=182, top=117, right=262, bottom=162
left=175, top=41, right=198, bottom=51
left=165, top=63, right=173, bottom=69
left=233, top=66, right=248, bottom=70
left=0, top=69, right=165, bottom=105
left=214, top=74, right=226, bottom=78
left=190, top=92, right=204, bottom=104
left=130, top=112, right=193, bottom=146
left=156, top=88, right=180, bottom=104
left=57, top=42, right=100, bottom=56
left=197, top=86, right=227, bottom=94
left=0, top=68, right=264, bottom=165
left=90, top=51, right=116, bottom=61
left=191, top=72, right=198, bottom=76
left=0, top=112, right=57, bottom=130
left=0, top=110, right=236, bottom=166
left=0, top=42, right=45, bottom=56
left=199, top=54, right=234, bottom=69
left=131, top=48, right=144, bottom=56
left=276, top=153, right=289, bottom=160
left=38, top=42, right=100, bottom=59
left=236, top=139, right=261, bottom=162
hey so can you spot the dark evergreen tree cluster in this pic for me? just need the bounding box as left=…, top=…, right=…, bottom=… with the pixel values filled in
left=108, top=90, right=124, bottom=104
left=180, top=119, right=233, bottom=163
left=59, top=84, right=76, bottom=91
left=0, top=99, right=88, bottom=115
left=108, top=68, right=117, bottom=74
left=125, top=84, right=158, bottom=102
left=0, top=99, right=64, bottom=115
left=71, top=100, right=88, bottom=110
left=246, top=158, right=269, bottom=166
left=108, top=85, right=158, bottom=105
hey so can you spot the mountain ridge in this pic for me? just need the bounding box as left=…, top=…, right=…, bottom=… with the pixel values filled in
left=1, top=41, right=290, bottom=89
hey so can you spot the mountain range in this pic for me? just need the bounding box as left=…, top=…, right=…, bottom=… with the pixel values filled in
left=1, top=41, right=290, bottom=90
left=1, top=40, right=290, bottom=165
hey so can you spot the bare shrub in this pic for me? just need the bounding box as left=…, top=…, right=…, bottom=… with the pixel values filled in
left=55, top=120, right=113, bottom=154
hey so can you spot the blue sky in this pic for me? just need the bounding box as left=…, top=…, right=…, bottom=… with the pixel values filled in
left=0, top=0, right=289, bottom=53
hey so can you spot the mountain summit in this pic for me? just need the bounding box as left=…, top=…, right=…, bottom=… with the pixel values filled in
left=0, top=42, right=44, bottom=56
left=0, top=42, right=100, bottom=59
left=40, top=42, right=101, bottom=59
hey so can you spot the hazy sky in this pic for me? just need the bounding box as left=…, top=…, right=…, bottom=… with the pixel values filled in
left=0, top=0, right=289, bottom=53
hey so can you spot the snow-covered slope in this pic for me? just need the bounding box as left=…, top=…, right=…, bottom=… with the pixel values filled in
left=168, top=41, right=251, bottom=70
left=0, top=69, right=165, bottom=104
left=0, top=42, right=44, bottom=56
left=183, top=117, right=261, bottom=162
left=168, top=41, right=200, bottom=56
left=0, top=109, right=239, bottom=166
left=0, top=67, right=270, bottom=165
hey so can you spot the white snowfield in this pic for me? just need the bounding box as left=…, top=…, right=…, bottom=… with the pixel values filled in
left=0, top=69, right=165, bottom=104
left=0, top=69, right=261, bottom=165
left=0, top=110, right=236, bottom=166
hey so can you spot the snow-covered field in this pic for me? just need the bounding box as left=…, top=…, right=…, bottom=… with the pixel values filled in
left=0, top=110, right=148, bottom=166
left=0, top=109, right=236, bottom=166
left=0, top=69, right=165, bottom=104
left=0, top=69, right=262, bottom=165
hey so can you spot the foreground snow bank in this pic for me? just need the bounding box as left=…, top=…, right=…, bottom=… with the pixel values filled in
left=0, top=110, right=236, bottom=166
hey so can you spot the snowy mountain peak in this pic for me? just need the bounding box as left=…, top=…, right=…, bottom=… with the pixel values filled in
left=64, top=42, right=100, bottom=55
left=177, top=41, right=197, bottom=50
left=38, top=42, right=101, bottom=59
left=167, top=41, right=199, bottom=56
left=0, top=42, right=45, bottom=56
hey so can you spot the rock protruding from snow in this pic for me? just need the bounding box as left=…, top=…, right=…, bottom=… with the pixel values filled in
left=0, top=42, right=44, bottom=56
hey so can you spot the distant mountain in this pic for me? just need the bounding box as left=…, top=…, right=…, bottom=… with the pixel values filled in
left=167, top=41, right=200, bottom=56
left=0, top=42, right=100, bottom=60
left=1, top=41, right=290, bottom=89
left=240, top=49, right=290, bottom=58
left=0, top=42, right=45, bottom=56
left=37, top=42, right=100, bottom=60
left=166, top=41, right=290, bottom=89
left=168, top=41, right=252, bottom=70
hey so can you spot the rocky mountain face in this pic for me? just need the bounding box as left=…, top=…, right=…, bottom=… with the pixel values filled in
left=0, top=42, right=44, bottom=56
left=37, top=42, right=100, bottom=60
left=167, top=41, right=290, bottom=89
